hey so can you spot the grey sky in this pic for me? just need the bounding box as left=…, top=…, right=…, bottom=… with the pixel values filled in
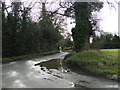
left=98, top=1, right=118, bottom=34
left=3, top=0, right=119, bottom=35
left=67, top=1, right=119, bottom=35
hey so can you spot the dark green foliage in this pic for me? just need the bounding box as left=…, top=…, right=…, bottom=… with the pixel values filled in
left=69, top=2, right=103, bottom=52
left=58, top=33, right=73, bottom=48
left=2, top=2, right=62, bottom=57
left=38, top=3, right=62, bottom=51
left=91, top=33, right=120, bottom=49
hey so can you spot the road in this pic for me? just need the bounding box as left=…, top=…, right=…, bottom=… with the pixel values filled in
left=2, top=52, right=119, bottom=88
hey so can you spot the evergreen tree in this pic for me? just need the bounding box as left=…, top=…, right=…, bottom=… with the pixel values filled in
left=71, top=2, right=103, bottom=52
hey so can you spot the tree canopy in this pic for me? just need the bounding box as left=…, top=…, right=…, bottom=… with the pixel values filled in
left=2, top=2, right=64, bottom=57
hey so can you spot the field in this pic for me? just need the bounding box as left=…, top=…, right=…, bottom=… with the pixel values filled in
left=100, top=49, right=119, bottom=58
left=64, top=49, right=119, bottom=80
left=101, top=49, right=119, bottom=78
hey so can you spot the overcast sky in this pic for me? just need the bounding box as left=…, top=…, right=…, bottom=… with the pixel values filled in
left=5, top=0, right=119, bottom=35
left=98, top=1, right=118, bottom=34
left=66, top=1, right=119, bottom=35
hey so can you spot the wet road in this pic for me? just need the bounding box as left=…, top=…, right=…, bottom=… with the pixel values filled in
left=2, top=52, right=119, bottom=88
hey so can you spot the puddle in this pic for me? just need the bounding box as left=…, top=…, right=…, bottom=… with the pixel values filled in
left=35, top=59, right=62, bottom=70
left=74, top=83, right=88, bottom=88
left=34, top=59, right=70, bottom=80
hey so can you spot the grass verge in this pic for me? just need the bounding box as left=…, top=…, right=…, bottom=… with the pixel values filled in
left=63, top=49, right=119, bottom=81
left=2, top=50, right=60, bottom=63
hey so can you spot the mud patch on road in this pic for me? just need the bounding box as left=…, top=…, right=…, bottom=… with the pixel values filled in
left=35, top=59, right=62, bottom=70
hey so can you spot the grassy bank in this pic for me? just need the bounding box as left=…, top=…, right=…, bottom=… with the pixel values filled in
left=63, top=49, right=119, bottom=80
left=100, top=49, right=119, bottom=58
left=1, top=50, right=60, bottom=63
